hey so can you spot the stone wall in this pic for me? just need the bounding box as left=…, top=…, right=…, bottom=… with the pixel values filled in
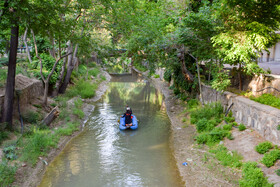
left=201, top=84, right=280, bottom=145
left=0, top=74, right=44, bottom=115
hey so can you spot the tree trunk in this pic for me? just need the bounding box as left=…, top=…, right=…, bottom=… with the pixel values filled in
left=43, top=81, right=49, bottom=105
left=23, top=28, right=32, bottom=63
left=1, top=25, right=19, bottom=129
left=53, top=56, right=67, bottom=96
left=179, top=48, right=194, bottom=82
left=238, top=63, right=242, bottom=91
left=59, top=43, right=78, bottom=94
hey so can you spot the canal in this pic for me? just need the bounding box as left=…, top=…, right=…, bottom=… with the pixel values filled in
left=39, top=74, right=183, bottom=187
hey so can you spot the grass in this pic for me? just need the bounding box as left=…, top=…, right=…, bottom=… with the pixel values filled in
left=210, top=145, right=243, bottom=168
left=65, top=79, right=97, bottom=99
left=239, top=162, right=273, bottom=187
left=0, top=131, right=9, bottom=145
left=261, top=149, right=280, bottom=168
left=20, top=128, right=58, bottom=166
left=54, top=122, right=79, bottom=136
left=255, top=142, right=273, bottom=154
left=88, top=68, right=100, bottom=78
left=0, top=161, right=17, bottom=186
left=22, top=110, right=42, bottom=124
left=238, top=124, right=246, bottom=131
left=250, top=93, right=280, bottom=109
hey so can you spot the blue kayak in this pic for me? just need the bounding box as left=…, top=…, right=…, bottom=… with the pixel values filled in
left=119, top=114, right=138, bottom=130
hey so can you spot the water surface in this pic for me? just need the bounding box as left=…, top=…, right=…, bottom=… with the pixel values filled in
left=39, top=75, right=183, bottom=187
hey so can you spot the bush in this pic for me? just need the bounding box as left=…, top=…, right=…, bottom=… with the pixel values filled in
left=190, top=102, right=223, bottom=124
left=3, top=145, right=17, bottom=160
left=224, top=116, right=235, bottom=123
left=239, top=124, right=246, bottom=131
left=22, top=110, right=41, bottom=124
left=255, top=142, right=273, bottom=154
left=195, top=133, right=208, bottom=144
left=66, top=80, right=97, bottom=99
left=223, top=124, right=232, bottom=131
left=275, top=169, right=280, bottom=176
left=261, top=149, right=280, bottom=167
left=239, top=162, right=273, bottom=187
left=154, top=74, right=160, bottom=78
left=0, top=161, right=17, bottom=186
left=195, top=118, right=215, bottom=133
left=210, top=145, right=243, bottom=168
left=207, top=128, right=229, bottom=144
left=163, top=69, right=172, bottom=82
left=88, top=68, right=100, bottom=77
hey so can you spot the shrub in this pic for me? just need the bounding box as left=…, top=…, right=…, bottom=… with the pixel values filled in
left=154, top=74, right=160, bottom=78
left=195, top=133, right=208, bottom=144
left=223, top=124, right=232, bottom=131
left=255, top=142, right=273, bottom=154
left=261, top=149, right=280, bottom=167
left=0, top=161, right=17, bottom=186
left=275, top=169, right=280, bottom=176
left=22, top=110, right=41, bottom=124
left=239, top=124, right=246, bottom=131
left=187, top=99, right=199, bottom=109
left=190, top=102, right=223, bottom=124
left=3, top=145, right=17, bottom=160
left=207, top=128, right=229, bottom=144
left=224, top=116, right=235, bottom=123
left=163, top=69, right=172, bottom=82
left=195, top=118, right=215, bottom=133
left=210, top=145, right=243, bottom=168
left=239, top=162, right=273, bottom=187
left=88, top=68, right=100, bottom=77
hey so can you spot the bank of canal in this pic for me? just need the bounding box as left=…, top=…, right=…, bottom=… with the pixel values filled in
left=38, top=75, right=184, bottom=186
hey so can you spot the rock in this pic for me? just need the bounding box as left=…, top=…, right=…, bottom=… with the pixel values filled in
left=22, top=163, right=27, bottom=167
left=219, top=141, right=224, bottom=145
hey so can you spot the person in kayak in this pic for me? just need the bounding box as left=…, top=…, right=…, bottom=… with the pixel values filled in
left=122, top=106, right=133, bottom=127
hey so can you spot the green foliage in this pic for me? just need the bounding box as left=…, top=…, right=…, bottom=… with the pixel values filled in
left=275, top=169, right=280, bottom=176
left=73, top=109, right=85, bottom=119
left=211, top=71, right=231, bottom=92
left=224, top=116, right=235, bottom=123
left=22, top=110, right=42, bottom=124
left=238, top=124, right=246, bottom=131
left=0, top=161, right=17, bottom=186
left=255, top=142, right=273, bottom=154
left=195, top=127, right=230, bottom=145
left=163, top=69, right=172, bottom=82
left=0, top=68, right=7, bottom=87
left=187, top=99, right=199, bottom=109
left=261, top=149, right=280, bottom=168
left=0, top=131, right=9, bottom=145
left=3, top=145, right=17, bottom=160
left=55, top=122, right=79, bottom=136
left=210, top=145, right=243, bottom=168
left=239, top=162, right=273, bottom=187
left=88, top=68, right=100, bottom=78
left=154, top=74, right=160, bottom=78
left=190, top=102, right=223, bottom=124
left=250, top=93, right=280, bottom=109
left=66, top=80, right=97, bottom=99
left=20, top=129, right=57, bottom=166
left=223, top=124, right=232, bottom=131
left=195, top=118, right=215, bottom=133
left=134, top=62, right=148, bottom=72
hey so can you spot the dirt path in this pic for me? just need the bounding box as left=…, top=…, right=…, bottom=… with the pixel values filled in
left=134, top=68, right=241, bottom=187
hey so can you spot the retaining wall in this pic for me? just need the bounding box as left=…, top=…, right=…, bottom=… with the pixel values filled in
left=201, top=84, right=280, bottom=145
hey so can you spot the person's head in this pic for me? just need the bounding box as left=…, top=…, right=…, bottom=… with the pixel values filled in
left=126, top=106, right=131, bottom=112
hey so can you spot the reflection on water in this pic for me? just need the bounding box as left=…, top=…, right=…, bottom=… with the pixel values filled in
left=39, top=78, right=183, bottom=187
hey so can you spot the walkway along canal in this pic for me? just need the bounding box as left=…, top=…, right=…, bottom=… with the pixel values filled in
left=38, top=74, right=184, bottom=186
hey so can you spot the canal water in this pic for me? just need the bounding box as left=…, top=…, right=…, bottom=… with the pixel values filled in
left=39, top=75, right=183, bottom=187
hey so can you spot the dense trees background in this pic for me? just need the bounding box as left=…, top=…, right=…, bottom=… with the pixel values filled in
left=0, top=0, right=280, bottom=128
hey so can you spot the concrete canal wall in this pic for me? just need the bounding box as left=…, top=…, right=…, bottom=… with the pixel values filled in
left=201, top=84, right=280, bottom=145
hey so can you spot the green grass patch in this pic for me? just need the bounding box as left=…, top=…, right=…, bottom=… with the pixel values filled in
left=0, top=161, right=17, bottom=186
left=20, top=128, right=57, bottom=166
left=238, top=124, right=246, bottom=131
left=255, top=142, right=273, bottom=154
left=66, top=80, right=97, bottom=99
left=88, top=68, right=100, bottom=78
left=239, top=162, right=273, bottom=187
left=210, top=145, right=243, bottom=168
left=250, top=93, right=280, bottom=109
left=22, top=110, right=42, bottom=124
left=55, top=122, right=79, bottom=136
left=261, top=149, right=280, bottom=168
left=0, top=131, right=9, bottom=145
